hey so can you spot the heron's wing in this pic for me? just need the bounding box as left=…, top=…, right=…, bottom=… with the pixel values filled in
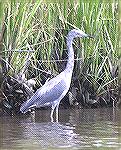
left=34, top=79, right=67, bottom=107
left=20, top=73, right=68, bottom=113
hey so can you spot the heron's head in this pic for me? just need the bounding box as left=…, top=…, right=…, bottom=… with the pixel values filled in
left=67, top=29, right=93, bottom=40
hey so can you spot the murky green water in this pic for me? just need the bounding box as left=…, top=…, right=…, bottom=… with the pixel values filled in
left=0, top=108, right=121, bottom=150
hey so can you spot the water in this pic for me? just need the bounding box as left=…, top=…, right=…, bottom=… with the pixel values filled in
left=0, top=108, right=121, bottom=150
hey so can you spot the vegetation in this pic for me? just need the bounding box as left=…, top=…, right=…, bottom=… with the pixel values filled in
left=0, top=0, right=119, bottom=114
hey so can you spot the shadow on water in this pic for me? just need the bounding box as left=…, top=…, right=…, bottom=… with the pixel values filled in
left=0, top=107, right=121, bottom=150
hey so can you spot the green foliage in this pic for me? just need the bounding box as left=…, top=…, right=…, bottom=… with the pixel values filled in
left=1, top=0, right=119, bottom=108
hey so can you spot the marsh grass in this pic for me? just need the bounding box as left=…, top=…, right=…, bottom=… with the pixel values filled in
left=0, top=1, right=119, bottom=113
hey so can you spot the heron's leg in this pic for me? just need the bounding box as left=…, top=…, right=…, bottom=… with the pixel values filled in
left=50, top=104, right=56, bottom=122
left=55, top=104, right=59, bottom=122
left=50, top=110, right=54, bottom=122
left=30, top=110, right=35, bottom=122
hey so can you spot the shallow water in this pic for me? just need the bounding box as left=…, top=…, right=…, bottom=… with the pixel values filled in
left=0, top=107, right=121, bottom=150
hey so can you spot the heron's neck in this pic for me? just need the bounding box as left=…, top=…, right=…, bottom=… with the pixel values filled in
left=65, top=38, right=74, bottom=73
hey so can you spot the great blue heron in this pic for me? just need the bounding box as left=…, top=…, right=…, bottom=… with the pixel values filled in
left=20, top=29, right=92, bottom=122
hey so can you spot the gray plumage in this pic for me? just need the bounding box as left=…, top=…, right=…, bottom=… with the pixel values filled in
left=20, top=29, right=92, bottom=122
